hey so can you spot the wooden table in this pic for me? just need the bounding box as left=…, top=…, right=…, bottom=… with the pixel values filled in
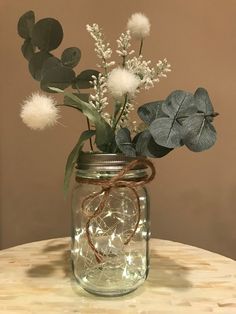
left=0, top=238, right=236, bottom=313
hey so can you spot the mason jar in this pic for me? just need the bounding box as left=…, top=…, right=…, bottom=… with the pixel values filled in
left=71, top=153, right=152, bottom=296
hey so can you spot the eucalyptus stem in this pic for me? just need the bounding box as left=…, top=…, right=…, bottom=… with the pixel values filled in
left=86, top=117, right=94, bottom=151
left=138, top=38, right=144, bottom=56
left=113, top=94, right=128, bottom=131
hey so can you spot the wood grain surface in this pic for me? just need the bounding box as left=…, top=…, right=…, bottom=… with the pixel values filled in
left=0, top=238, right=235, bottom=313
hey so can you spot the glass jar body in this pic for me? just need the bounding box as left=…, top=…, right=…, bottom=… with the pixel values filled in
left=71, top=159, right=150, bottom=296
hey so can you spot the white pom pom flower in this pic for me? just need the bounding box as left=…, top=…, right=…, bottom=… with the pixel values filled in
left=127, top=13, right=150, bottom=39
left=20, top=92, right=59, bottom=130
left=107, top=67, right=141, bottom=98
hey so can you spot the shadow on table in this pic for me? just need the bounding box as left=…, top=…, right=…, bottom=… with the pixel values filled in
left=26, top=240, right=192, bottom=296
left=26, top=240, right=71, bottom=278
left=146, top=251, right=192, bottom=289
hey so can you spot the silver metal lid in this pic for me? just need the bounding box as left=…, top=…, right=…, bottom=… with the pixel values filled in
left=76, top=152, right=147, bottom=171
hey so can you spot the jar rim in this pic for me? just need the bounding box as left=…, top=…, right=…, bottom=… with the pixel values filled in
left=76, top=152, right=147, bottom=171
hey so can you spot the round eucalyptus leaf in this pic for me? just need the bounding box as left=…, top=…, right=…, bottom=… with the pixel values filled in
left=32, top=18, right=63, bottom=51
left=135, top=129, right=172, bottom=158
left=28, top=51, right=52, bottom=80
left=162, top=90, right=197, bottom=118
left=61, top=47, right=81, bottom=68
left=115, top=128, right=136, bottom=157
left=147, top=135, right=173, bottom=157
left=138, top=100, right=167, bottom=125
left=149, top=117, right=183, bottom=148
left=41, top=64, right=75, bottom=92
left=41, top=56, right=61, bottom=76
left=194, top=88, right=214, bottom=116
left=17, top=11, right=35, bottom=39
left=21, top=39, right=35, bottom=61
left=182, top=113, right=217, bottom=152
left=75, top=69, right=99, bottom=89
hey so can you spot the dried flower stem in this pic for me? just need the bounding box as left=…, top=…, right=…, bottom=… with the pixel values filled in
left=138, top=38, right=143, bottom=56
left=113, top=94, right=128, bottom=130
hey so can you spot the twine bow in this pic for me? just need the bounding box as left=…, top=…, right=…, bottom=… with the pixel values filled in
left=76, top=158, right=156, bottom=263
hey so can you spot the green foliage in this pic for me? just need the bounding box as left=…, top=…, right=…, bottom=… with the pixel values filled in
left=64, top=93, right=89, bottom=105
left=28, top=51, right=52, bottom=80
left=149, top=117, right=183, bottom=148
left=63, top=93, right=114, bottom=150
left=182, top=88, right=217, bottom=152
left=41, top=56, right=61, bottom=72
left=115, top=128, right=136, bottom=157
left=64, top=130, right=95, bottom=196
left=17, top=11, right=84, bottom=93
left=32, top=18, right=63, bottom=51
left=17, top=11, right=35, bottom=39
left=134, top=129, right=172, bottom=158
left=149, top=91, right=197, bottom=148
left=162, top=90, right=197, bottom=117
left=137, top=88, right=218, bottom=154
left=75, top=93, right=90, bottom=103
left=17, top=11, right=219, bottom=193
left=18, top=11, right=36, bottom=61
left=75, top=70, right=99, bottom=89
left=21, top=39, right=35, bottom=61
left=61, top=47, right=81, bottom=68
left=41, top=59, right=75, bottom=92
left=182, top=113, right=217, bottom=152
left=138, top=100, right=167, bottom=125
left=194, top=88, right=214, bottom=119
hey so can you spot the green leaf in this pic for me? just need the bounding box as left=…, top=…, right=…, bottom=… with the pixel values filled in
left=64, top=130, right=95, bottom=196
left=75, top=69, right=99, bottom=89
left=62, top=93, right=89, bottom=110
left=21, top=39, right=35, bottom=61
left=182, top=113, right=217, bottom=152
left=74, top=93, right=90, bottom=103
left=138, top=100, right=167, bottom=125
left=135, top=129, right=172, bottom=158
left=41, top=56, right=61, bottom=74
left=41, top=62, right=75, bottom=92
left=148, top=90, right=198, bottom=149
left=67, top=93, right=89, bottom=105
left=115, top=128, right=136, bottom=157
left=28, top=51, right=52, bottom=80
left=48, top=87, right=63, bottom=93
left=32, top=18, right=63, bottom=51
left=162, top=90, right=197, bottom=118
left=149, top=117, right=183, bottom=148
left=61, top=47, right=81, bottom=68
left=194, top=88, right=215, bottom=122
left=63, top=93, right=113, bottom=150
left=17, top=11, right=35, bottom=39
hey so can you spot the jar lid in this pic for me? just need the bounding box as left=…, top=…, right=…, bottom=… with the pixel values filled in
left=76, top=152, right=147, bottom=171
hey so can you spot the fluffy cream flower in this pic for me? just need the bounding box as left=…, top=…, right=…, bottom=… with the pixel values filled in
left=20, top=92, right=59, bottom=130
left=127, top=13, right=150, bottom=39
left=107, top=67, right=140, bottom=98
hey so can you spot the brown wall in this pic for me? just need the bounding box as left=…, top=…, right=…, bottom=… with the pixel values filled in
left=0, top=0, right=235, bottom=259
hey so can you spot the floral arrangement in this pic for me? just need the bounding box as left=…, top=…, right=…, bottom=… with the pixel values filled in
left=17, top=11, right=218, bottom=193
